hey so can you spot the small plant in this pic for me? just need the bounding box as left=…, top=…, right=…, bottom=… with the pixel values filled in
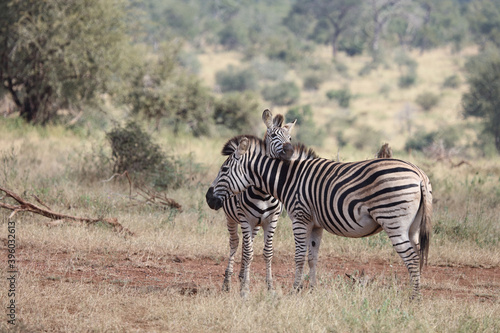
left=285, top=105, right=324, bottom=147
left=326, top=87, right=352, bottom=108
left=261, top=81, right=300, bottom=106
left=415, top=91, right=440, bottom=111
left=398, top=73, right=417, bottom=88
left=215, top=66, right=257, bottom=93
left=442, top=74, right=461, bottom=89
left=106, top=121, right=193, bottom=189
left=303, top=74, right=324, bottom=91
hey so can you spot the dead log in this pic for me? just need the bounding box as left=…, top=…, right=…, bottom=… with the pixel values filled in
left=0, top=186, right=134, bottom=236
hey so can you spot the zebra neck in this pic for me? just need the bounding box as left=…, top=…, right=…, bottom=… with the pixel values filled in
left=250, top=155, right=296, bottom=204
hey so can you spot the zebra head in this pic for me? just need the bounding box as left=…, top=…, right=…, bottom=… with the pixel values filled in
left=206, top=137, right=252, bottom=210
left=262, top=109, right=296, bottom=160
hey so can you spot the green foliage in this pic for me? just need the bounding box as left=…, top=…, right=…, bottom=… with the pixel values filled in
left=285, top=105, right=324, bottom=147
left=467, top=0, right=500, bottom=49
left=442, top=74, right=461, bottom=89
left=398, top=73, right=417, bottom=88
left=415, top=91, right=440, bottom=111
left=404, top=126, right=460, bottom=152
left=351, top=125, right=383, bottom=150
left=283, top=0, right=363, bottom=58
left=338, top=36, right=365, bottom=56
left=215, top=66, right=258, bottom=93
left=462, top=48, right=500, bottom=153
left=0, top=0, right=127, bottom=124
left=250, top=59, right=288, bottom=81
left=218, top=23, right=249, bottom=50
left=106, top=122, right=189, bottom=189
left=326, top=88, right=352, bottom=108
left=303, top=74, right=324, bottom=91
left=119, top=43, right=213, bottom=136
left=264, top=34, right=311, bottom=64
left=394, top=52, right=418, bottom=88
left=213, top=92, right=260, bottom=133
left=261, top=81, right=300, bottom=106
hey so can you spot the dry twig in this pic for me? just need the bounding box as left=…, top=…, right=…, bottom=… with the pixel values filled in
left=0, top=186, right=134, bottom=236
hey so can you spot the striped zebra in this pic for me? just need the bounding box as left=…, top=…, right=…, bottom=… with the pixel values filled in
left=206, top=136, right=432, bottom=299
left=212, top=109, right=301, bottom=296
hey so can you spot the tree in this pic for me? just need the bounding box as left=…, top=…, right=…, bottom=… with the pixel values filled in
left=284, top=0, right=362, bottom=58
left=0, top=0, right=127, bottom=124
left=462, top=49, right=500, bottom=153
left=120, top=43, right=214, bottom=136
left=467, top=0, right=500, bottom=49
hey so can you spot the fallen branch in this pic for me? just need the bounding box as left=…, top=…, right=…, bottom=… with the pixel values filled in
left=135, top=185, right=182, bottom=211
left=0, top=186, right=134, bottom=236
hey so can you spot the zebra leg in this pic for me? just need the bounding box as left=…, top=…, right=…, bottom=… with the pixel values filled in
left=263, top=216, right=278, bottom=291
left=307, top=227, right=323, bottom=289
left=222, top=219, right=239, bottom=292
left=292, top=219, right=309, bottom=291
left=239, top=222, right=256, bottom=298
left=386, top=229, right=422, bottom=299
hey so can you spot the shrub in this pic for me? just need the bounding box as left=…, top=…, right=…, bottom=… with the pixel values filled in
left=326, top=87, right=352, bottom=108
left=213, top=91, right=260, bottom=133
left=250, top=59, right=288, bottom=81
left=351, top=125, right=383, bottom=150
left=338, top=37, right=364, bottom=56
left=415, top=91, right=440, bottom=111
left=303, top=74, right=324, bottom=91
left=106, top=121, right=190, bottom=189
left=398, top=73, right=417, bottom=88
left=442, top=74, right=461, bottom=89
left=404, top=131, right=436, bottom=152
left=215, top=66, right=257, bottom=93
left=285, top=105, right=324, bottom=147
left=261, top=81, right=300, bottom=106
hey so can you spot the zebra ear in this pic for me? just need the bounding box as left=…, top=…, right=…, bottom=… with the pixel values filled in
left=262, top=109, right=274, bottom=129
left=235, top=137, right=249, bottom=158
left=283, top=119, right=297, bottom=134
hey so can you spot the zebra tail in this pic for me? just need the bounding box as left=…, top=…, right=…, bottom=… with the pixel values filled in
left=419, top=180, right=432, bottom=272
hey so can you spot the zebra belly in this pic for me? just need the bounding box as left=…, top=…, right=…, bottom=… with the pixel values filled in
left=317, top=213, right=382, bottom=238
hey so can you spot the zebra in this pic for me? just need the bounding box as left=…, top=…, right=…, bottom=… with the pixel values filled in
left=206, top=136, right=432, bottom=299
left=211, top=109, right=300, bottom=297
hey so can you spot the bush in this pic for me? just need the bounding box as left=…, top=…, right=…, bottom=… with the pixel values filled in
left=405, top=127, right=460, bottom=153
left=261, top=81, right=300, bottom=106
left=213, top=91, right=260, bottom=133
left=405, top=131, right=436, bottom=152
left=326, top=88, right=352, bottom=108
left=338, top=38, right=364, bottom=56
left=215, top=66, right=257, bottom=93
left=351, top=125, right=383, bottom=150
left=415, top=91, right=440, bottom=111
left=303, top=74, right=324, bottom=91
left=250, top=59, right=288, bottom=81
left=285, top=105, right=324, bottom=147
left=442, top=74, right=461, bottom=89
left=106, top=121, right=189, bottom=189
left=398, top=73, right=417, bottom=88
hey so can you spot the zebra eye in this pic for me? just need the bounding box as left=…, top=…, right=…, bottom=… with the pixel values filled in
left=271, top=134, right=277, bottom=138
left=221, top=166, right=229, bottom=173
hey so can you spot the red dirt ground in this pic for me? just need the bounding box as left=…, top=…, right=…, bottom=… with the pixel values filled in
left=5, top=242, right=499, bottom=302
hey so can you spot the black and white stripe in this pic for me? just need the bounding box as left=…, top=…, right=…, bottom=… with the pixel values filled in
left=212, top=110, right=309, bottom=297
left=207, top=136, right=432, bottom=299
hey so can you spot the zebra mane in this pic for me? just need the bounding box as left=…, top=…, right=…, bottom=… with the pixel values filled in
left=221, top=135, right=263, bottom=156
left=290, top=142, right=318, bottom=160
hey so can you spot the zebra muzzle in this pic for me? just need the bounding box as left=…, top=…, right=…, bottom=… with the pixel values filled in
left=280, top=143, right=294, bottom=160
left=206, top=186, right=223, bottom=210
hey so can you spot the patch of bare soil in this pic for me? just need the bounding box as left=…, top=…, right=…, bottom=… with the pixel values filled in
left=3, top=244, right=499, bottom=302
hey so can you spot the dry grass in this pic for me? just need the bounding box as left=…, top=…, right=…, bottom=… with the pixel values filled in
left=1, top=46, right=500, bottom=332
